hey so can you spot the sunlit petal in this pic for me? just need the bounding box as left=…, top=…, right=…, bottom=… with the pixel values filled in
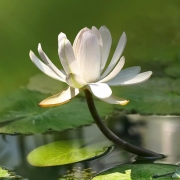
left=100, top=32, right=126, bottom=79
left=107, top=71, right=152, bottom=86
left=58, top=32, right=66, bottom=47
left=76, top=30, right=101, bottom=82
left=91, top=26, right=103, bottom=46
left=38, top=43, right=66, bottom=80
left=29, top=50, right=64, bottom=82
left=58, top=38, right=79, bottom=75
left=88, top=83, right=112, bottom=98
left=73, top=27, right=90, bottom=55
left=98, top=94, right=129, bottom=105
left=39, top=87, right=80, bottom=107
left=99, top=26, right=112, bottom=71
left=98, top=56, right=125, bottom=83
left=106, top=66, right=141, bottom=85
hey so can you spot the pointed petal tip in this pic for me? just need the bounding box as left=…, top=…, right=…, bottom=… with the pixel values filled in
left=122, top=31, right=126, bottom=36
left=58, top=32, right=67, bottom=43
left=29, top=50, right=34, bottom=58
left=122, top=32, right=127, bottom=41
left=118, top=100, right=129, bottom=106
left=38, top=43, right=42, bottom=50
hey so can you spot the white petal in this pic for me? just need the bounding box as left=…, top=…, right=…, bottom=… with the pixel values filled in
left=106, top=66, right=141, bottom=86
left=88, top=83, right=112, bottom=98
left=58, top=32, right=66, bottom=47
left=108, top=71, right=152, bottom=86
left=39, top=87, right=80, bottom=107
left=100, top=32, right=126, bottom=79
left=29, top=50, right=64, bottom=82
left=73, top=27, right=90, bottom=55
left=66, top=73, right=86, bottom=88
left=99, top=26, right=112, bottom=71
left=76, top=31, right=101, bottom=82
left=91, top=26, right=103, bottom=46
left=98, top=94, right=129, bottom=105
left=98, top=56, right=125, bottom=83
left=38, top=43, right=66, bottom=80
left=120, top=71, right=152, bottom=85
left=58, top=38, right=79, bottom=74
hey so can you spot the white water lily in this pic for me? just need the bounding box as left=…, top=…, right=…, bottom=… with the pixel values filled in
left=29, top=26, right=152, bottom=107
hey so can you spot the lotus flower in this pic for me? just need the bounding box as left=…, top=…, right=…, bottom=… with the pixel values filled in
left=29, top=26, right=152, bottom=107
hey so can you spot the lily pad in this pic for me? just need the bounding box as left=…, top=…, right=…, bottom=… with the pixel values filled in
left=93, top=163, right=178, bottom=180
left=112, top=78, right=180, bottom=115
left=0, top=88, right=113, bottom=134
left=27, top=139, right=112, bottom=166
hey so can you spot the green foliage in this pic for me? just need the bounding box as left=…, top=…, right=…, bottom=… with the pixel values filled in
left=27, top=139, right=111, bottom=166
left=0, top=87, right=113, bottom=134
left=172, top=167, right=180, bottom=179
left=112, top=78, right=180, bottom=115
left=1, top=76, right=180, bottom=135
left=0, top=166, right=25, bottom=180
left=0, top=167, right=9, bottom=178
left=59, top=167, right=96, bottom=180
left=93, top=163, right=178, bottom=180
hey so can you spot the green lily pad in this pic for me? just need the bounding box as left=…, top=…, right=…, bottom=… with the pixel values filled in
left=93, top=163, right=178, bottom=180
left=112, top=78, right=180, bottom=115
left=27, top=139, right=111, bottom=166
left=0, top=166, right=24, bottom=179
left=0, top=88, right=113, bottom=134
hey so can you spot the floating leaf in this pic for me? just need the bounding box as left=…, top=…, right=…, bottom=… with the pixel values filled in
left=93, top=163, right=178, bottom=180
left=27, top=139, right=112, bottom=166
left=112, top=78, right=180, bottom=115
left=0, top=88, right=113, bottom=134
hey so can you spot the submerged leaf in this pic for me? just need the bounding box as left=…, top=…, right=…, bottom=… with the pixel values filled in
left=27, top=139, right=111, bottom=166
left=93, top=163, right=178, bottom=180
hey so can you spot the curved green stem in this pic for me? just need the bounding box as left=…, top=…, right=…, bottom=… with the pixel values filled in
left=84, top=89, right=163, bottom=158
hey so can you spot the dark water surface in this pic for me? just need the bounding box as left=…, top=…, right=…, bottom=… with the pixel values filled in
left=0, top=115, right=180, bottom=179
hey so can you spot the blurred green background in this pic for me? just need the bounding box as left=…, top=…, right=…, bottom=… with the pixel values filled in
left=1, top=0, right=180, bottom=97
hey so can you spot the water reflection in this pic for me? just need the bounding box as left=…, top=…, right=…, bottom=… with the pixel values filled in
left=0, top=115, right=180, bottom=179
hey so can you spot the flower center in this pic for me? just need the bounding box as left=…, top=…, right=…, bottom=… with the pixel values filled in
left=66, top=73, right=86, bottom=89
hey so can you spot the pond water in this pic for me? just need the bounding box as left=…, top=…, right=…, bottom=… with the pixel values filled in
left=0, top=114, right=180, bottom=179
